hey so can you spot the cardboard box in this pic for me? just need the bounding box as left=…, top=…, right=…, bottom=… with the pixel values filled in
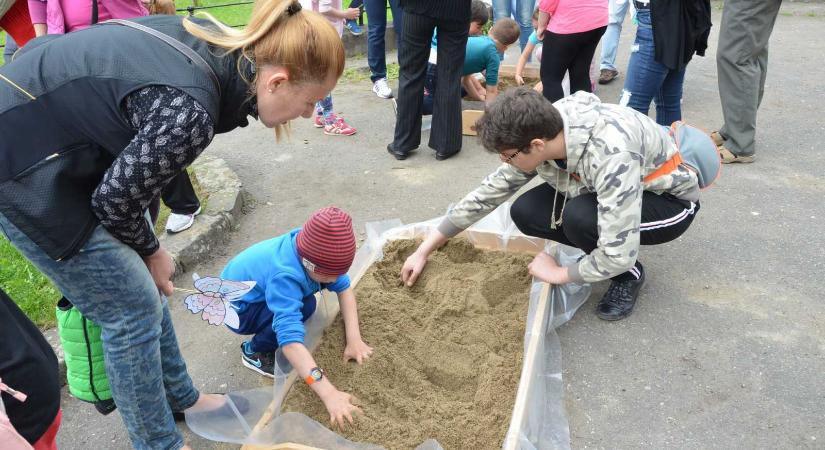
left=462, top=109, right=484, bottom=136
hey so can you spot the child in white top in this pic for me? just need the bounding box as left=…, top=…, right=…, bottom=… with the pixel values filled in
left=300, top=0, right=360, bottom=136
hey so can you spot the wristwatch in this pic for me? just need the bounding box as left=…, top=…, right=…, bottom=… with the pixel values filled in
left=305, top=367, right=325, bottom=385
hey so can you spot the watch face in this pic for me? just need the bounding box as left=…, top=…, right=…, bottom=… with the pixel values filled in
left=309, top=368, right=323, bottom=381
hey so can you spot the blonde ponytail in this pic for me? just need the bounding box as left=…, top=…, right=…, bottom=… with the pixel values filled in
left=183, top=0, right=345, bottom=85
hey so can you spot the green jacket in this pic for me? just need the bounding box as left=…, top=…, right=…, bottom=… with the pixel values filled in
left=56, top=298, right=112, bottom=404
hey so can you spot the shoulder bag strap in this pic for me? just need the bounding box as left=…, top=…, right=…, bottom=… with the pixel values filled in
left=104, top=19, right=221, bottom=97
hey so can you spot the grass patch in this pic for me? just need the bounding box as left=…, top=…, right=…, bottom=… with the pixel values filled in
left=0, top=238, right=60, bottom=329
left=342, top=62, right=398, bottom=83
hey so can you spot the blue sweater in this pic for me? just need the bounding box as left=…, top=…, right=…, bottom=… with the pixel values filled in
left=220, top=228, right=351, bottom=346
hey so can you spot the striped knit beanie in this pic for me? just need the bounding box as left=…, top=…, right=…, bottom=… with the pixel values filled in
left=296, top=207, right=356, bottom=276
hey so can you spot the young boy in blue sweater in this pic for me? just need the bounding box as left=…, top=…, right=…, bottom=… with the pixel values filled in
left=221, top=207, right=371, bottom=428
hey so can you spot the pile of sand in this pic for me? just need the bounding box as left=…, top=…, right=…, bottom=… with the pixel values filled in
left=282, top=239, right=533, bottom=450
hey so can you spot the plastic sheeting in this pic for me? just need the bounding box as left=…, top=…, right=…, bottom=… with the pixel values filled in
left=186, top=203, right=591, bottom=449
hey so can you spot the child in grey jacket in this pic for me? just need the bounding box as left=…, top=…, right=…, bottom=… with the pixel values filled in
left=401, top=88, right=702, bottom=320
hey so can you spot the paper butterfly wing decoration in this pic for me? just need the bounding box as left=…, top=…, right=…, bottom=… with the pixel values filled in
left=184, top=273, right=256, bottom=328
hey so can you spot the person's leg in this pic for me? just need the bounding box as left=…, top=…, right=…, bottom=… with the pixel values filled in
left=422, top=63, right=437, bottom=116
left=491, top=0, right=512, bottom=23
left=429, top=18, right=469, bottom=157
left=654, top=66, right=686, bottom=126
left=564, top=192, right=698, bottom=319
left=161, top=172, right=200, bottom=215
left=515, top=0, right=537, bottom=51
left=161, top=172, right=201, bottom=233
left=599, top=0, right=630, bottom=73
left=3, top=35, right=19, bottom=65
left=387, top=0, right=403, bottom=52
left=391, top=11, right=437, bottom=156
left=316, top=94, right=335, bottom=126
left=619, top=9, right=667, bottom=119
left=510, top=182, right=575, bottom=245
left=0, top=213, right=195, bottom=450
left=540, top=31, right=579, bottom=102
left=716, top=0, right=782, bottom=157
left=345, top=0, right=364, bottom=36
left=568, top=26, right=606, bottom=95
left=365, top=0, right=388, bottom=82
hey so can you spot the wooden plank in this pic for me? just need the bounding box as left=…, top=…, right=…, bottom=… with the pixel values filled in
left=462, top=109, right=484, bottom=136
left=503, top=282, right=552, bottom=450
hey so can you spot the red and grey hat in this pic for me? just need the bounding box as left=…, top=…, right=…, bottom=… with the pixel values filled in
left=296, top=207, right=356, bottom=276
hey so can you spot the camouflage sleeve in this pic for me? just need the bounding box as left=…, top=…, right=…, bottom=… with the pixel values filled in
left=438, top=163, right=536, bottom=237
left=568, top=149, right=643, bottom=283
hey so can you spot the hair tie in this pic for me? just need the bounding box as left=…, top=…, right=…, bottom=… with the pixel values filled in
left=286, top=2, right=302, bottom=15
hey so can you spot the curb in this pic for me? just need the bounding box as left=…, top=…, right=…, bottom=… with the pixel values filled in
left=49, top=156, right=246, bottom=387
left=162, top=155, right=247, bottom=279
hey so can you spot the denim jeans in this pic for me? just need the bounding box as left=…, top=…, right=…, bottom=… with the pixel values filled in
left=599, top=0, right=630, bottom=71
left=619, top=8, right=685, bottom=126
left=365, top=0, right=403, bottom=82
left=492, top=0, right=536, bottom=52
left=0, top=213, right=198, bottom=450
left=315, top=94, right=335, bottom=125
left=228, top=295, right=317, bottom=353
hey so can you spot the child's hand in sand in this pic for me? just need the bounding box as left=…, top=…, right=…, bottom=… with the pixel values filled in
left=533, top=81, right=543, bottom=93
left=343, top=339, right=373, bottom=364
left=320, top=388, right=361, bottom=430
left=515, top=74, right=525, bottom=86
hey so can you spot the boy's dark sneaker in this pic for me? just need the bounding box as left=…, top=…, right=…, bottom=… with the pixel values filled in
left=596, top=266, right=645, bottom=321
left=240, top=341, right=276, bottom=378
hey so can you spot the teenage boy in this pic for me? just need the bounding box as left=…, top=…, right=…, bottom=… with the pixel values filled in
left=401, top=88, right=702, bottom=320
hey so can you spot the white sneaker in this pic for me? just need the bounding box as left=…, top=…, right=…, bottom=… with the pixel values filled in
left=372, top=78, right=393, bottom=99
left=165, top=206, right=202, bottom=233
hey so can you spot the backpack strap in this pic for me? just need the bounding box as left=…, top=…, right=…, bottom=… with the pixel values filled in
left=103, top=19, right=222, bottom=97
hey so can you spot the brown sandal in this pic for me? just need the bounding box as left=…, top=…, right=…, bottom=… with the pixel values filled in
left=719, top=146, right=755, bottom=164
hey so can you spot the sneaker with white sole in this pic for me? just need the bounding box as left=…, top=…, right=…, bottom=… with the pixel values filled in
left=323, top=117, right=357, bottom=136
left=314, top=113, right=337, bottom=128
left=345, top=19, right=363, bottom=36
left=240, top=341, right=276, bottom=378
left=165, top=206, right=201, bottom=233
left=372, top=78, right=393, bottom=99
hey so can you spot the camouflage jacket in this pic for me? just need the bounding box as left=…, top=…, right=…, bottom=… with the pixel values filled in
left=438, top=92, right=700, bottom=283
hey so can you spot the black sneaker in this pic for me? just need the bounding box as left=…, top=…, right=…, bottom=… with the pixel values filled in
left=240, top=342, right=276, bottom=378
left=596, top=267, right=646, bottom=321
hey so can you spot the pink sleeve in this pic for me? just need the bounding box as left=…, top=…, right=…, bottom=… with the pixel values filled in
left=538, top=0, right=559, bottom=14
left=28, top=0, right=47, bottom=24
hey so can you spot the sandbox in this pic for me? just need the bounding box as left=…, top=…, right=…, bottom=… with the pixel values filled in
left=186, top=204, right=592, bottom=450
left=282, top=238, right=533, bottom=449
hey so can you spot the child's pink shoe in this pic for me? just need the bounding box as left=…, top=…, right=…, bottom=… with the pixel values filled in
left=314, top=113, right=337, bottom=128
left=323, top=117, right=357, bottom=136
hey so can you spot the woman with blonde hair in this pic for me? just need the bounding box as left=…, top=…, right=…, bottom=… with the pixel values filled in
left=0, top=1, right=346, bottom=448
